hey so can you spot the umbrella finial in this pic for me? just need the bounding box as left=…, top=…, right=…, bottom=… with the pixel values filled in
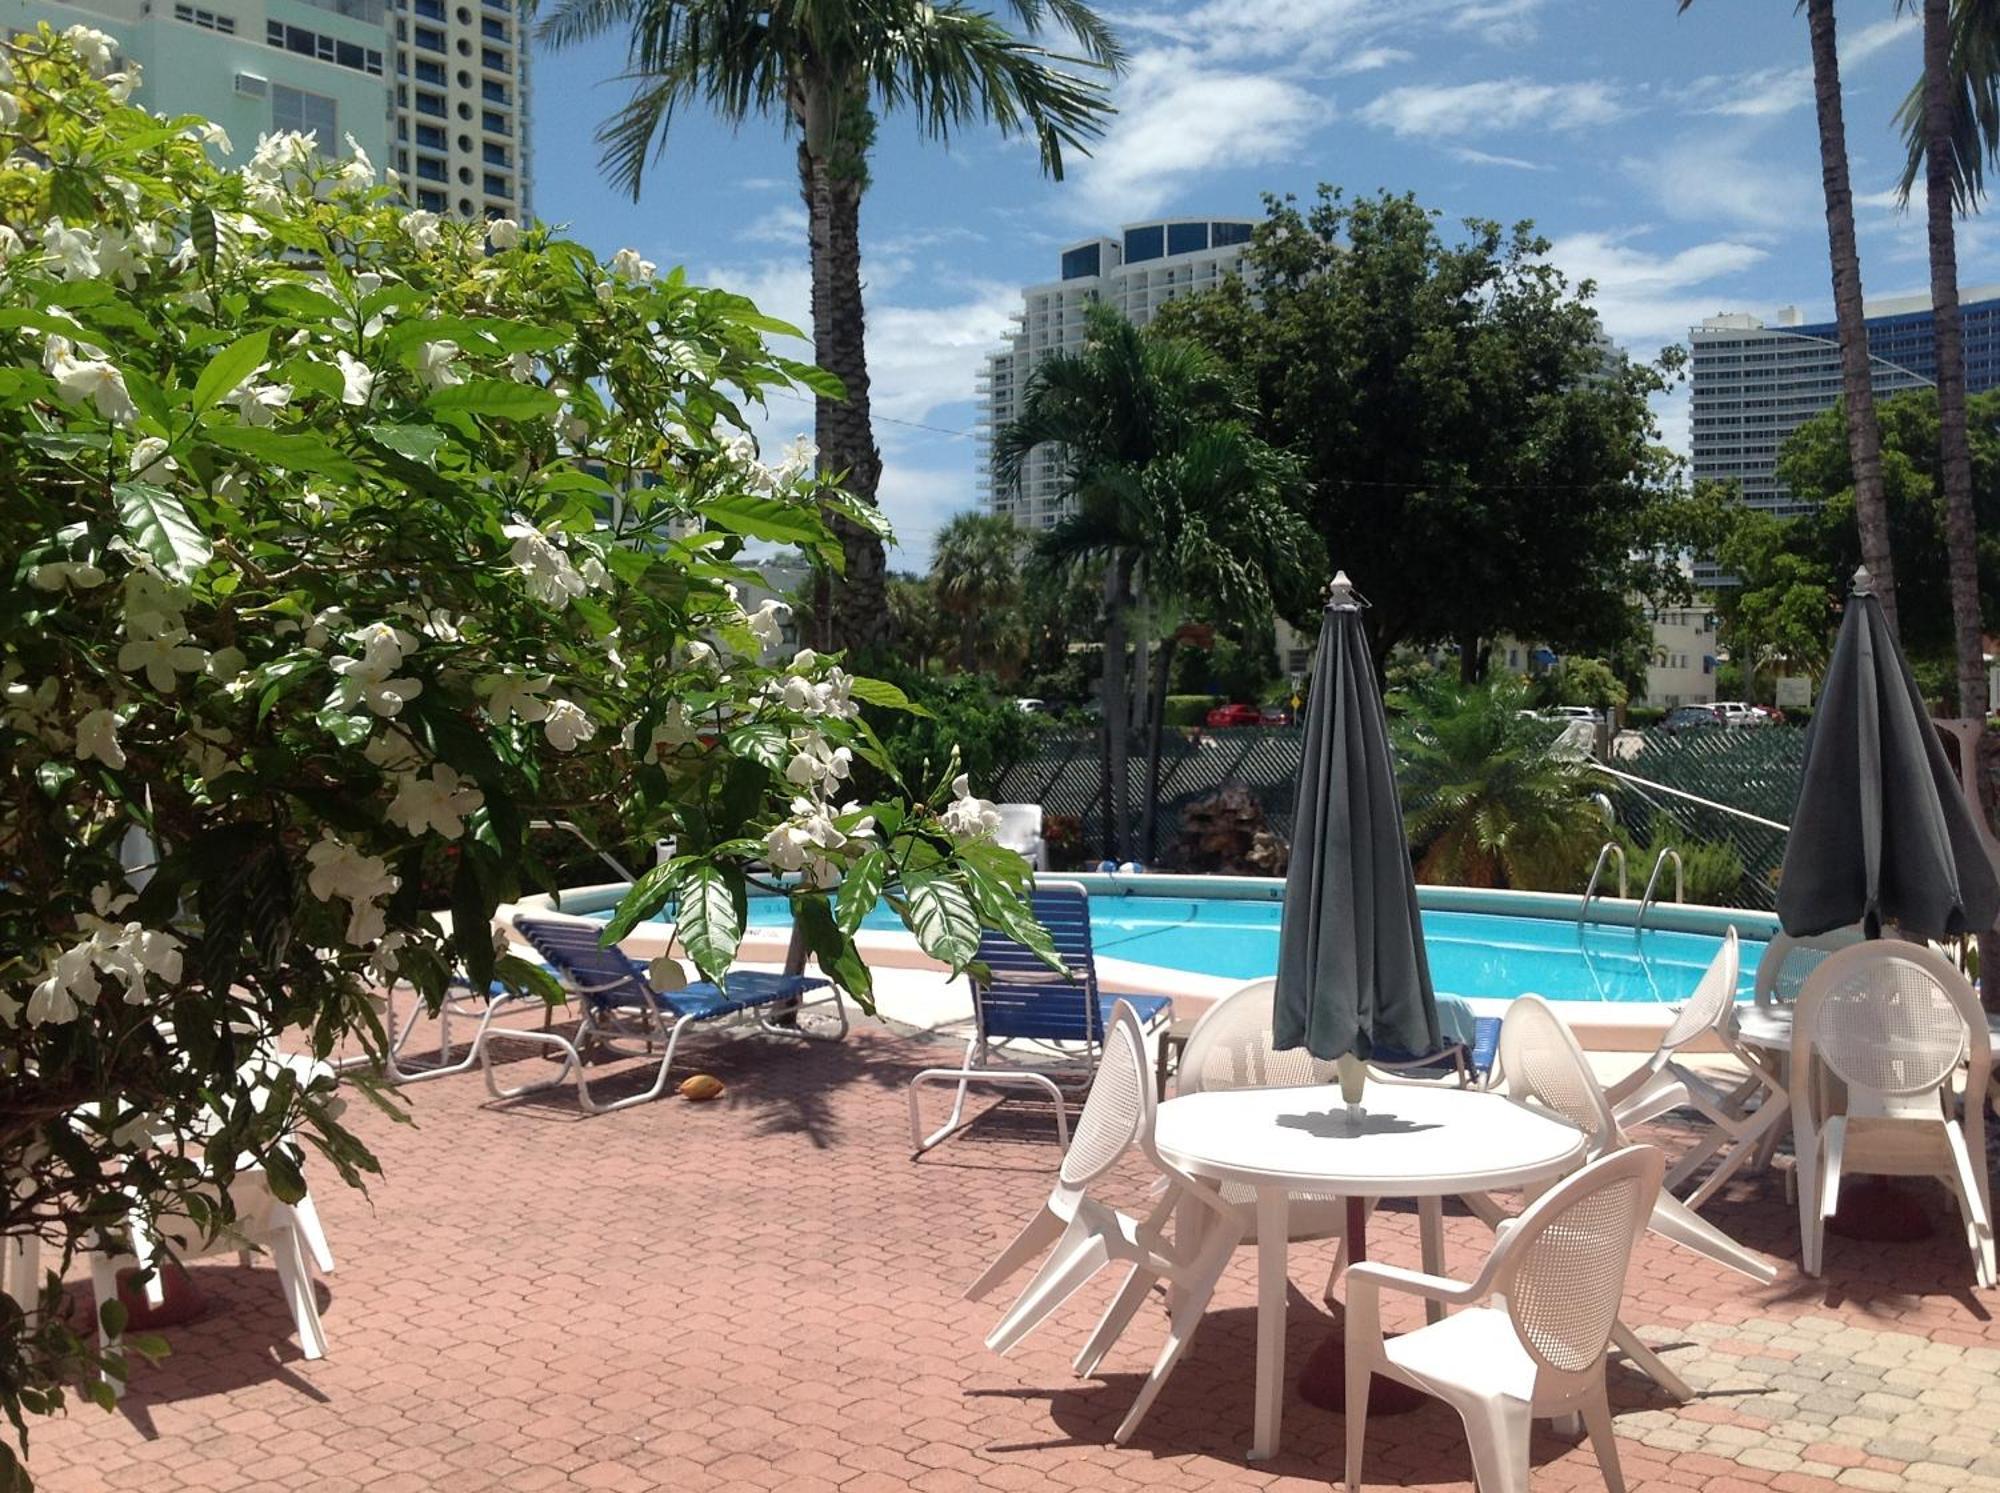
left=1325, top=571, right=1361, bottom=610
left=1852, top=565, right=1874, bottom=595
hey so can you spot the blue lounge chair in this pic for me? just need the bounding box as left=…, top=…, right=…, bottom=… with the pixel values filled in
left=907, top=880, right=1173, bottom=1155
left=488, top=913, right=846, bottom=1114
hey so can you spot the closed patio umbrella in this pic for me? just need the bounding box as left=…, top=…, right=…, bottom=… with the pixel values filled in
left=1778, top=568, right=1999, bottom=941
left=1274, top=572, right=1440, bottom=1069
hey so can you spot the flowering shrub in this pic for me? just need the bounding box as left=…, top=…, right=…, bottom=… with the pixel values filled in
left=0, top=26, right=1046, bottom=1475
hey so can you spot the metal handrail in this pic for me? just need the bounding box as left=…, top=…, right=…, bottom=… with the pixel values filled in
left=1580, top=841, right=1627, bottom=920
left=528, top=819, right=638, bottom=884
left=1635, top=848, right=1685, bottom=932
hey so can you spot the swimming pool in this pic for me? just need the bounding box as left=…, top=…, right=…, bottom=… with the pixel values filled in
left=610, top=885, right=1768, bottom=1006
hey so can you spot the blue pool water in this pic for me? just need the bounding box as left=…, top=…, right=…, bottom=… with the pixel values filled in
left=694, top=893, right=1764, bottom=1005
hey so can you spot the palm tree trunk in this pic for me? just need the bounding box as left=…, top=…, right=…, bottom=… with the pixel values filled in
left=1100, top=553, right=1132, bottom=861
left=1922, top=0, right=1990, bottom=724
left=1807, top=0, right=1899, bottom=635
left=1140, top=635, right=1179, bottom=863
left=958, top=617, right=977, bottom=674
left=800, top=139, right=890, bottom=652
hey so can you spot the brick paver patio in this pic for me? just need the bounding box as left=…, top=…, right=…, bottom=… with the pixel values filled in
left=21, top=1020, right=2000, bottom=1492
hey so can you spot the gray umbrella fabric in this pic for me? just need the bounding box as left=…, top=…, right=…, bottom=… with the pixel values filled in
left=1273, top=574, right=1440, bottom=1061
left=1777, top=570, right=2000, bottom=940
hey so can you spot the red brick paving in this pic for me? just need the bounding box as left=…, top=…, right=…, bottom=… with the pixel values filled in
left=18, top=1021, right=2000, bottom=1491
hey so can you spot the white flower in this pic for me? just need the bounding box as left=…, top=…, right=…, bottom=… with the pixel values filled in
left=95, top=227, right=143, bottom=288
left=609, top=247, right=656, bottom=282
left=784, top=734, right=852, bottom=789
left=0, top=91, right=15, bottom=129
left=488, top=218, right=521, bottom=250
left=542, top=698, right=596, bottom=751
left=305, top=833, right=400, bottom=946
left=594, top=280, right=615, bottom=306
left=685, top=640, right=715, bottom=668
left=63, top=24, right=116, bottom=75
left=103, top=65, right=140, bottom=103
left=30, top=560, right=106, bottom=591
left=402, top=210, right=442, bottom=250
left=774, top=434, right=818, bottom=485
left=75, top=707, right=125, bottom=768
left=329, top=624, right=423, bottom=717
left=86, top=922, right=183, bottom=1002
left=0, top=226, right=22, bottom=260
left=48, top=346, right=139, bottom=426
left=27, top=941, right=98, bottom=1026
left=335, top=349, right=375, bottom=406
left=502, top=523, right=587, bottom=606
left=128, top=436, right=178, bottom=480
left=226, top=369, right=292, bottom=427
left=415, top=340, right=461, bottom=391
left=480, top=673, right=551, bottom=723
left=746, top=599, right=789, bottom=649
left=192, top=121, right=233, bottom=154
left=942, top=774, right=1003, bottom=839
left=339, top=133, right=375, bottom=187
left=385, top=765, right=484, bottom=839
left=117, top=624, right=207, bottom=691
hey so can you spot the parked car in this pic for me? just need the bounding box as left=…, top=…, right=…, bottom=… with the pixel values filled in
left=1541, top=706, right=1602, bottom=724
left=1258, top=705, right=1294, bottom=727
left=1204, top=702, right=1263, bottom=728
left=1660, top=704, right=1725, bottom=735
left=1013, top=697, right=1051, bottom=715
left=1711, top=701, right=1769, bottom=728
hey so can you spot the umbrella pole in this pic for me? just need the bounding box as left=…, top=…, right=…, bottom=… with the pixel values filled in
left=1296, top=1195, right=1430, bottom=1417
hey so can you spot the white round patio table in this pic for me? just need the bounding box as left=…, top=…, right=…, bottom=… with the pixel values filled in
left=1153, top=1083, right=1588, bottom=1461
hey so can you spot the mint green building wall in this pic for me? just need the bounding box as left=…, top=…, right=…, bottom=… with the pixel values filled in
left=6, top=0, right=390, bottom=169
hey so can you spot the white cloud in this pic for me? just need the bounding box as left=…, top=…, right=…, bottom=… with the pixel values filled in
left=1636, top=128, right=1819, bottom=230
left=1069, top=49, right=1326, bottom=222
left=1359, top=79, right=1623, bottom=139
left=1543, top=230, right=1770, bottom=347
left=736, top=202, right=807, bottom=245
left=1448, top=146, right=1551, bottom=171
left=1683, top=14, right=1918, bottom=119
left=1336, top=46, right=1413, bottom=75
left=1449, top=0, right=1547, bottom=47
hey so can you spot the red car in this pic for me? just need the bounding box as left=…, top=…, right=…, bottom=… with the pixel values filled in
left=1204, top=702, right=1263, bottom=727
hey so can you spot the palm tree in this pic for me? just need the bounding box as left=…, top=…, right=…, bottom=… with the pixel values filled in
left=538, top=0, right=1124, bottom=652
left=930, top=511, right=1025, bottom=672
left=1895, top=0, right=1993, bottom=726
left=995, top=304, right=1318, bottom=859
left=1394, top=674, right=1604, bottom=890
left=1680, top=0, right=1900, bottom=633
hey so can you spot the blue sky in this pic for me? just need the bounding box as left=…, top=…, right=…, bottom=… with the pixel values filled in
left=530, top=0, right=1985, bottom=567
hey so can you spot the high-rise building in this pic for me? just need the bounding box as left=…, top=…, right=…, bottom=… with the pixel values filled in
left=977, top=217, right=1256, bottom=530
left=7, top=0, right=530, bottom=224
left=385, top=0, right=529, bottom=222
left=1688, top=286, right=2000, bottom=582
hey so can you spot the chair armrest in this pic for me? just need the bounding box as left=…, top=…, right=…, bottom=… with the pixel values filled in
left=1344, top=1260, right=1483, bottom=1307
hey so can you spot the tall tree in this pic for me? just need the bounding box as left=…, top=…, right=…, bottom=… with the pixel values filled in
left=995, top=304, right=1318, bottom=859
left=1681, top=0, right=1899, bottom=631
left=1155, top=188, right=1712, bottom=678
left=1896, top=0, right=1995, bottom=724
left=930, top=512, right=1025, bottom=671
left=538, top=0, right=1124, bottom=651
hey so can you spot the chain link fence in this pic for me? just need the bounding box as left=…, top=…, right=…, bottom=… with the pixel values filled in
left=993, top=724, right=1807, bottom=908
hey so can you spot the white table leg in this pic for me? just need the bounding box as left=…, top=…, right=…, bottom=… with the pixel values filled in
left=1250, top=1186, right=1289, bottom=1461
left=1418, top=1195, right=1446, bottom=1325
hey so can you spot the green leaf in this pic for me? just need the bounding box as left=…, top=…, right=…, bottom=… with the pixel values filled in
left=794, top=893, right=873, bottom=1010
left=725, top=720, right=789, bottom=772
left=702, top=494, right=829, bottom=548
left=836, top=849, right=886, bottom=936
left=775, top=356, right=847, bottom=401
left=899, top=874, right=981, bottom=970
left=316, top=705, right=372, bottom=747
left=98, top=1297, right=128, bottom=1341
left=263, top=1147, right=307, bottom=1204
left=424, top=379, right=563, bottom=420
left=114, top=481, right=211, bottom=580
left=847, top=676, right=933, bottom=716
left=205, top=426, right=364, bottom=482
left=495, top=953, right=564, bottom=1004
left=672, top=863, right=745, bottom=984
left=191, top=329, right=270, bottom=415
left=259, top=283, right=345, bottom=320
left=601, top=858, right=680, bottom=945
left=366, top=422, right=447, bottom=466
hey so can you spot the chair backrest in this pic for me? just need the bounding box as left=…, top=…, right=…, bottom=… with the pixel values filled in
left=1793, top=940, right=1973, bottom=1100
left=513, top=914, right=653, bottom=1005
left=1755, top=927, right=1865, bottom=1008
left=1493, top=994, right=1617, bottom=1151
left=1058, top=1000, right=1155, bottom=1189
left=1494, top=1145, right=1663, bottom=1379
left=1176, top=979, right=1337, bottom=1096
left=972, top=881, right=1101, bottom=1043
left=992, top=804, right=1044, bottom=850
left=1658, top=927, right=1740, bottom=1053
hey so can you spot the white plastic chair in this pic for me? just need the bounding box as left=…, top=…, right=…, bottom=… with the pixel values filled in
left=1482, top=995, right=1777, bottom=1401
left=1791, top=940, right=1994, bottom=1286
left=1605, top=930, right=1789, bottom=1210
left=1169, top=979, right=1370, bottom=1298
left=1755, top=927, right=1867, bottom=1008
left=1344, top=1145, right=1665, bottom=1493
left=966, top=1001, right=1241, bottom=1445
left=992, top=804, right=1048, bottom=870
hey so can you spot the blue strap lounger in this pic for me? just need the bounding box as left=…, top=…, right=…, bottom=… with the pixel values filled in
left=907, top=880, right=1173, bottom=1155
left=484, top=913, right=846, bottom=1115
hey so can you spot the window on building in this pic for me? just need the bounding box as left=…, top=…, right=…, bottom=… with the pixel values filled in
left=414, top=24, right=445, bottom=49
left=482, top=79, right=509, bottom=102
left=481, top=46, right=507, bottom=69
left=481, top=108, right=509, bottom=132
left=1122, top=223, right=1164, bottom=264
left=483, top=172, right=509, bottom=195
left=415, top=0, right=443, bottom=15
left=271, top=83, right=336, bottom=140
left=415, top=156, right=447, bottom=181
left=415, top=90, right=446, bottom=117
left=416, top=122, right=446, bottom=148
left=1166, top=221, right=1207, bottom=256
left=1210, top=220, right=1253, bottom=247
left=415, top=58, right=445, bottom=84
left=174, top=4, right=238, bottom=33
left=266, top=21, right=382, bottom=74
left=417, top=187, right=447, bottom=211
left=482, top=141, right=509, bottom=165
left=481, top=15, right=507, bottom=37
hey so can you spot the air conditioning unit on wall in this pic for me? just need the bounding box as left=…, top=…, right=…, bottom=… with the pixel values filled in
left=234, top=72, right=268, bottom=98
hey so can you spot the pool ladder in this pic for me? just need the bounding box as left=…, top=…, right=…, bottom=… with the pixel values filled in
left=1635, top=848, right=1685, bottom=932
left=1579, top=842, right=1627, bottom=922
